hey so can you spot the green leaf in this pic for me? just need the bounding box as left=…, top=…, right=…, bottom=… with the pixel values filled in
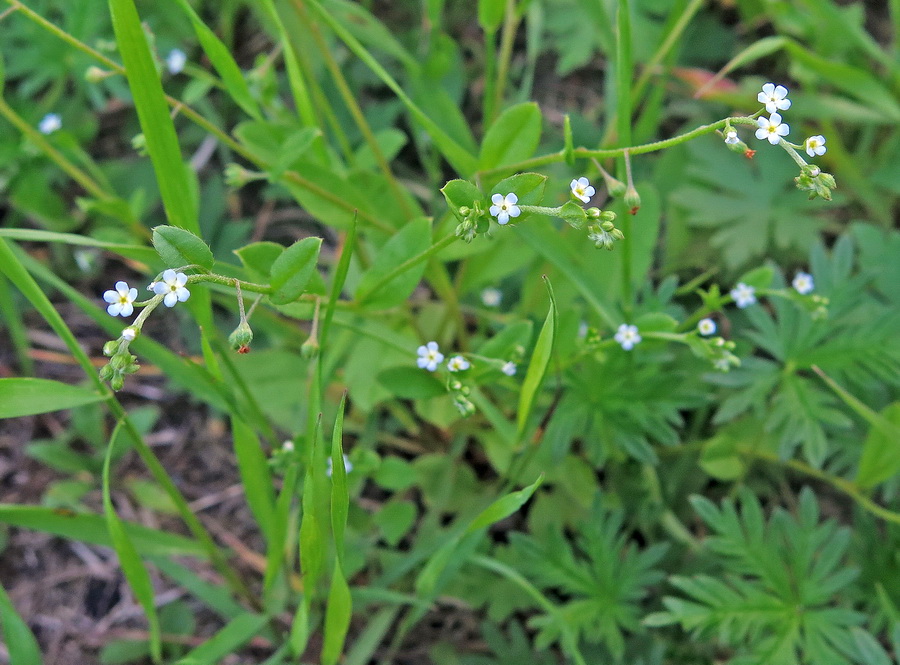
left=102, top=424, right=162, bottom=662
left=321, top=564, right=352, bottom=665
left=492, top=172, right=546, bottom=207
left=0, top=378, right=105, bottom=418
left=738, top=266, right=774, bottom=290
left=478, top=0, right=505, bottom=31
left=377, top=367, right=447, bottom=399
left=108, top=0, right=198, bottom=232
left=559, top=201, right=587, bottom=229
left=330, top=394, right=349, bottom=563
left=856, top=402, right=900, bottom=488
left=152, top=225, right=214, bottom=271
left=0, top=505, right=206, bottom=558
left=167, top=0, right=261, bottom=119
left=231, top=417, right=277, bottom=542
left=517, top=278, right=556, bottom=438
left=269, top=237, right=322, bottom=305
left=356, top=218, right=432, bottom=307
left=467, top=474, right=544, bottom=534
left=441, top=179, right=484, bottom=223
left=173, top=613, right=268, bottom=665
left=233, top=241, right=284, bottom=282
left=0, top=228, right=158, bottom=264
left=479, top=102, right=543, bottom=170
left=0, top=582, right=42, bottom=665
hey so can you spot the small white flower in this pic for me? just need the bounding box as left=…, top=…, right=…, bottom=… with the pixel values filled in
left=38, top=113, right=61, bottom=135
left=757, top=83, right=791, bottom=114
left=152, top=269, right=191, bottom=308
left=166, top=49, right=187, bottom=75
left=578, top=321, right=589, bottom=339
left=755, top=113, right=789, bottom=145
left=724, top=130, right=739, bottom=145
left=792, top=271, right=814, bottom=295
left=326, top=454, right=352, bottom=477
left=730, top=282, right=757, bottom=309
left=121, top=327, right=137, bottom=342
left=282, top=440, right=295, bottom=452
left=697, top=318, right=717, bottom=336
left=447, top=355, right=471, bottom=372
left=501, top=361, right=517, bottom=376
left=416, top=341, right=444, bottom=372
left=570, top=177, right=595, bottom=203
left=489, top=193, right=521, bottom=225
left=103, top=281, right=138, bottom=317
left=614, top=324, right=641, bottom=351
left=804, top=135, right=826, bottom=157
left=481, top=288, right=502, bottom=308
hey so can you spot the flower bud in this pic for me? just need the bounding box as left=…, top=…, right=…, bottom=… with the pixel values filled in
left=586, top=207, right=601, bottom=219
left=131, top=133, right=147, bottom=155
left=600, top=220, right=615, bottom=232
left=458, top=206, right=470, bottom=216
left=599, top=210, right=617, bottom=223
left=228, top=320, right=253, bottom=353
left=103, top=340, right=119, bottom=357
left=85, top=66, right=112, bottom=83
left=624, top=185, right=641, bottom=214
left=110, top=374, right=125, bottom=391
left=301, top=336, right=319, bottom=359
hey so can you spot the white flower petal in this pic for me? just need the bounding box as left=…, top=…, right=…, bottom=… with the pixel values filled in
left=175, top=272, right=188, bottom=287
left=164, top=292, right=178, bottom=308
left=103, top=290, right=119, bottom=303
left=491, top=193, right=504, bottom=205
left=505, top=193, right=518, bottom=204
left=107, top=303, right=121, bottom=316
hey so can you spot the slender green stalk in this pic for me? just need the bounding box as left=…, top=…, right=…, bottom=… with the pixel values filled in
left=0, top=238, right=257, bottom=605
left=615, top=0, right=634, bottom=314
left=291, top=0, right=413, bottom=218
left=491, top=0, right=520, bottom=124
left=743, top=448, right=900, bottom=526
left=0, top=274, right=34, bottom=375
left=482, top=28, right=498, bottom=124
left=358, top=235, right=458, bottom=302
left=632, top=0, right=704, bottom=104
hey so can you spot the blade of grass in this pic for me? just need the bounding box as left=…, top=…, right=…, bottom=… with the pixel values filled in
left=173, top=613, right=269, bottom=665
left=304, top=0, right=479, bottom=176
left=516, top=276, right=556, bottom=440
left=0, top=505, right=206, bottom=557
left=103, top=423, right=162, bottom=663
left=0, top=274, right=33, bottom=375
left=0, top=228, right=157, bottom=263
left=0, top=581, right=43, bottom=665
left=167, top=0, right=261, bottom=119
left=107, top=0, right=197, bottom=233
left=231, top=416, right=278, bottom=543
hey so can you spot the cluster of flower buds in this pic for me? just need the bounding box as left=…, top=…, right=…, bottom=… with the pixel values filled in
left=448, top=379, right=476, bottom=417
left=586, top=207, right=624, bottom=251
left=455, top=201, right=491, bottom=243
left=707, top=336, right=740, bottom=372
left=794, top=165, right=836, bottom=201
left=99, top=328, right=140, bottom=390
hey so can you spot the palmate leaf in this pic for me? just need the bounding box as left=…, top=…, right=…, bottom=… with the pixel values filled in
left=668, top=139, right=828, bottom=271
left=509, top=498, right=667, bottom=659
left=649, top=489, right=863, bottom=665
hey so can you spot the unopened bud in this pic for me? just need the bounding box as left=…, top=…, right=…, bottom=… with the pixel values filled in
left=600, top=220, right=615, bottom=232
left=85, top=66, right=112, bottom=83
left=624, top=185, right=641, bottom=214
left=229, top=320, right=253, bottom=352
left=103, top=340, right=119, bottom=357
left=301, top=336, right=319, bottom=359
left=131, top=133, right=147, bottom=155
left=110, top=374, right=125, bottom=391
left=458, top=206, right=470, bottom=216
left=599, top=210, right=617, bottom=223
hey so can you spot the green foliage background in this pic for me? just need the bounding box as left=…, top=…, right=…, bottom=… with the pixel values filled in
left=0, top=0, right=897, bottom=663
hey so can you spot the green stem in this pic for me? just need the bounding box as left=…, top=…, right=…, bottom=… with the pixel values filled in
left=291, top=0, right=412, bottom=217
left=491, top=0, right=520, bottom=123
left=742, top=448, right=900, bottom=526
left=482, top=28, right=498, bottom=124
left=476, top=116, right=759, bottom=180
left=0, top=238, right=257, bottom=606
left=357, top=234, right=458, bottom=303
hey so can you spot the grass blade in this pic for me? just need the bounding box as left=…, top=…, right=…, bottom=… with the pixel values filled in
left=103, top=423, right=162, bottom=662
left=321, top=564, right=352, bottom=665
left=0, top=378, right=105, bottom=418
left=107, top=0, right=197, bottom=232
left=231, top=416, right=277, bottom=543
left=0, top=581, right=43, bottom=665
left=167, top=0, right=261, bottom=119
left=0, top=505, right=206, bottom=558
left=330, top=393, right=349, bottom=564
left=173, top=613, right=268, bottom=665
left=516, top=276, right=557, bottom=440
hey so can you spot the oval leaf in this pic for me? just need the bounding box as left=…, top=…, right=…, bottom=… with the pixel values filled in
left=0, top=378, right=105, bottom=418
left=378, top=367, right=446, bottom=399
left=269, top=237, right=322, bottom=305
left=479, top=102, right=542, bottom=170
left=517, top=278, right=556, bottom=438
left=356, top=218, right=432, bottom=308
left=152, top=225, right=214, bottom=270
